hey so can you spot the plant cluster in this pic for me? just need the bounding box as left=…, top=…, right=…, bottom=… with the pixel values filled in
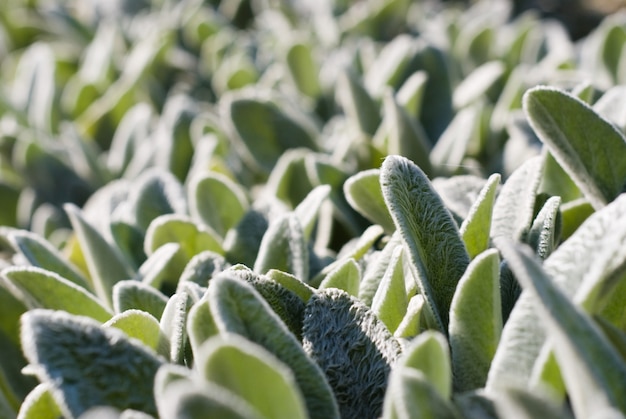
left=0, top=0, right=625, bottom=418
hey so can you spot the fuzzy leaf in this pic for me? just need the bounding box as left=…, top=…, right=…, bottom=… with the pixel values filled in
left=253, top=213, right=308, bottom=280
left=17, top=384, right=62, bottom=419
left=135, top=242, right=180, bottom=290
left=497, top=240, right=626, bottom=418
left=266, top=149, right=315, bottom=210
left=3, top=266, right=112, bottom=323
left=449, top=249, right=501, bottom=392
left=523, top=86, right=626, bottom=209
left=180, top=250, right=229, bottom=287
left=208, top=275, right=339, bottom=419
left=302, top=288, right=402, bottom=419
left=65, top=203, right=133, bottom=310
left=8, top=230, right=90, bottom=290
left=490, top=156, right=543, bottom=241
left=382, top=90, right=432, bottom=175
left=224, top=209, right=269, bottom=268
left=371, top=246, right=407, bottom=334
left=112, top=280, right=169, bottom=319
left=359, top=232, right=402, bottom=306
left=526, top=195, right=561, bottom=259
left=266, top=269, right=315, bottom=303
left=222, top=92, right=319, bottom=173
left=380, top=155, right=470, bottom=332
left=459, top=173, right=500, bottom=259
left=344, top=169, right=395, bottom=233
left=104, top=309, right=170, bottom=358
left=160, top=292, right=190, bottom=365
left=337, top=70, right=381, bottom=136
left=156, top=379, right=262, bottom=419
left=396, top=71, right=428, bottom=118
left=199, top=335, right=308, bottom=419
left=21, top=310, right=163, bottom=418
left=493, top=386, right=573, bottom=419
left=453, top=61, right=505, bottom=109
left=402, top=331, right=452, bottom=399
left=394, top=294, right=427, bottom=339
left=294, top=185, right=332, bottom=240
left=286, top=42, right=321, bottom=98
left=319, top=258, right=360, bottom=297
left=189, top=172, right=248, bottom=238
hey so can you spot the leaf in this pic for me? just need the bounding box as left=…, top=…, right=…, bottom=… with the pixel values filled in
left=319, top=258, right=360, bottom=297
left=208, top=275, right=339, bottom=419
left=459, top=173, right=500, bottom=259
left=3, top=266, right=112, bottom=323
left=198, top=335, right=308, bottom=419
left=382, top=90, right=432, bottom=176
left=380, top=155, right=470, bottom=332
left=65, top=203, right=133, bottom=310
left=344, top=169, right=395, bottom=233
left=302, top=288, right=402, bottom=419
left=156, top=379, right=262, bottom=419
left=189, top=172, right=248, bottom=238
left=490, top=156, right=544, bottom=241
left=20, top=310, right=163, bottom=418
left=403, top=331, right=453, bottom=399
left=539, top=150, right=581, bottom=204
left=449, top=249, right=501, bottom=392
left=559, top=198, right=594, bottom=241
left=394, top=294, right=427, bottom=339
left=364, top=35, right=416, bottom=97
left=112, top=280, right=169, bottom=319
left=523, top=86, right=626, bottom=209
left=336, top=70, right=381, bottom=136
left=222, top=91, right=319, bottom=173
left=286, top=41, right=321, bottom=97
left=526, top=195, right=561, bottom=259
left=497, top=240, right=626, bottom=418
left=17, top=384, right=62, bottom=419
left=453, top=61, right=505, bottom=109
left=396, top=71, right=428, bottom=118
left=493, top=386, right=573, bottom=419
left=7, top=230, right=90, bottom=290
left=144, top=214, right=224, bottom=282
left=253, top=213, right=308, bottom=280
left=160, top=291, right=190, bottom=365
left=125, top=169, right=188, bottom=232
left=593, top=85, right=626, bottom=132
left=104, top=309, right=170, bottom=358
left=224, top=208, right=269, bottom=268
left=294, top=185, right=332, bottom=241
left=359, top=232, right=402, bottom=306
left=371, top=246, right=407, bottom=334
left=135, top=242, right=180, bottom=290
left=382, top=368, right=459, bottom=419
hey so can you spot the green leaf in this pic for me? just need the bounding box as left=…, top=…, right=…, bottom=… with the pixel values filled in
left=396, top=71, right=428, bottom=118
left=371, top=246, right=407, bottom=334
left=459, top=173, right=500, bottom=259
left=364, top=35, right=416, bottom=97
left=179, top=250, right=230, bottom=287
left=403, top=331, right=453, bottom=400
left=126, top=169, right=188, bottom=232
left=189, top=172, right=248, bottom=238
left=7, top=230, right=90, bottom=290
left=344, top=169, right=395, bottom=233
left=253, top=213, right=308, bottom=280
left=156, top=379, right=262, bottom=419
left=286, top=41, right=321, bottom=98
left=497, top=239, right=626, bottom=418
left=303, top=288, right=402, bottom=419
left=380, top=155, right=470, bottom=332
left=224, top=208, right=269, bottom=268
left=187, top=296, right=220, bottom=357
left=493, top=386, right=573, bottom=419
left=104, top=309, right=170, bottom=358
left=3, top=266, right=112, bottom=323
left=526, top=196, right=561, bottom=259
left=160, top=291, right=190, bottom=365
left=593, top=85, right=626, bottom=132
left=449, top=249, right=501, bottom=392
left=112, top=280, right=168, bottom=320
left=319, top=258, right=360, bottom=297
left=17, top=384, right=62, bottom=419
left=523, top=86, right=626, bottom=209
left=382, top=90, right=432, bottom=176
left=65, top=203, right=133, bottom=310
left=453, top=61, right=505, bottom=109
left=490, top=156, right=543, bottom=241
left=382, top=368, right=459, bottom=419
left=208, top=275, right=339, bottom=419
left=559, top=198, right=594, bottom=241
left=394, top=294, right=427, bottom=339
left=359, top=232, right=402, bottom=306
left=135, top=242, right=180, bottom=290
left=539, top=150, right=582, bottom=203
left=199, top=334, right=308, bottom=419
left=222, top=92, right=319, bottom=173
left=265, top=149, right=315, bottom=209
left=294, top=185, right=332, bottom=241
left=21, top=309, right=163, bottom=418
left=144, top=214, right=224, bottom=282
left=336, top=70, right=381, bottom=136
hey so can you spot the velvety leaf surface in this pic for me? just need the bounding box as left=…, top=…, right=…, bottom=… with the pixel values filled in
left=460, top=173, right=500, bottom=259
left=319, top=257, right=361, bottom=297
left=3, top=266, right=112, bottom=323
left=380, top=155, right=470, bottom=332
left=112, top=280, right=169, bottom=319
left=344, top=169, right=395, bottom=233
left=20, top=310, right=163, bottom=418
left=104, top=309, right=170, bottom=358
left=524, top=86, right=626, bottom=209
left=199, top=335, right=308, bottom=419
left=371, top=246, right=407, bottom=334
left=17, top=384, right=62, bottom=419
left=302, top=288, right=402, bottom=419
